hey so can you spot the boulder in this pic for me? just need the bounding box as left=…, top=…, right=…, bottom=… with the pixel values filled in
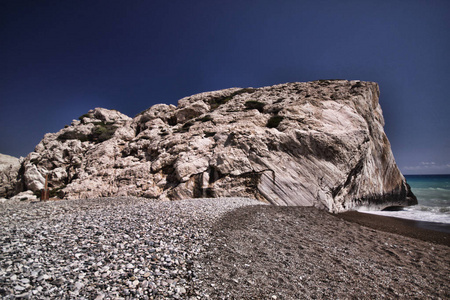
left=9, top=190, right=38, bottom=201
left=8, top=80, right=416, bottom=212
left=0, top=153, right=21, bottom=198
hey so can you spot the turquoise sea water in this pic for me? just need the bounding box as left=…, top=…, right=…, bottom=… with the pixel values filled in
left=405, top=175, right=450, bottom=210
left=362, top=175, right=450, bottom=224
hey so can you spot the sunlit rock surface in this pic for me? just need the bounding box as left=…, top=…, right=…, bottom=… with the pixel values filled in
left=0, top=153, right=21, bottom=198
left=11, top=80, right=416, bottom=212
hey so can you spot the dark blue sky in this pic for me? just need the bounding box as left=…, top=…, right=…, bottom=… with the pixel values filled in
left=1, top=0, right=449, bottom=174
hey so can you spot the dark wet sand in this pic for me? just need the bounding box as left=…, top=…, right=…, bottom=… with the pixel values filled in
left=337, top=211, right=450, bottom=246
left=196, top=205, right=450, bottom=299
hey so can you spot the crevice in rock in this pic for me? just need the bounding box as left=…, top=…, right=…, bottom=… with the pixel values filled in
left=224, top=133, right=237, bottom=147
left=344, top=159, right=364, bottom=187
left=208, top=166, right=222, bottom=184
left=192, top=174, right=203, bottom=198
left=145, top=148, right=160, bottom=162
left=209, top=88, right=256, bottom=110
left=331, top=184, right=342, bottom=199
left=135, top=126, right=141, bottom=137
left=162, top=166, right=179, bottom=190
left=167, top=115, right=177, bottom=126
left=331, top=159, right=364, bottom=200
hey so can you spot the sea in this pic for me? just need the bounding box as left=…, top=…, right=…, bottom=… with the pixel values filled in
left=360, top=174, right=450, bottom=225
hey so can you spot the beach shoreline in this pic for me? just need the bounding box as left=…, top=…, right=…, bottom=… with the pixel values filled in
left=336, top=210, right=450, bottom=246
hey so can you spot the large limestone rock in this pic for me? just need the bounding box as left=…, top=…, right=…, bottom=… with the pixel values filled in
left=13, top=80, right=416, bottom=212
left=0, top=153, right=21, bottom=198
left=9, top=190, right=38, bottom=202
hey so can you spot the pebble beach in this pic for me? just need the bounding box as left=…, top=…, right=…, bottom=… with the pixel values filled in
left=0, top=197, right=263, bottom=299
left=1, top=197, right=449, bottom=299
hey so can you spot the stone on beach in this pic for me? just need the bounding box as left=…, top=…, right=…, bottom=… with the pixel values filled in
left=0, top=197, right=448, bottom=299
left=0, top=197, right=263, bottom=299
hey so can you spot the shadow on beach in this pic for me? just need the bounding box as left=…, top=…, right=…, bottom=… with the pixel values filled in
left=196, top=205, right=450, bottom=299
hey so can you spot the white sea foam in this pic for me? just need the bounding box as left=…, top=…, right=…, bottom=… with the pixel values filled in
left=359, top=206, right=450, bottom=224
left=387, top=174, right=450, bottom=224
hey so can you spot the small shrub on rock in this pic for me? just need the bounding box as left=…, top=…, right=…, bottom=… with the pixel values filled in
left=266, top=116, right=284, bottom=128
left=93, top=125, right=115, bottom=142
left=78, top=113, right=91, bottom=121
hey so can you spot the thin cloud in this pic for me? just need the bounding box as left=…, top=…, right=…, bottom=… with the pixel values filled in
left=403, top=162, right=450, bottom=171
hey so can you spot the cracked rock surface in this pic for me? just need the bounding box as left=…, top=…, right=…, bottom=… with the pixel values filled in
left=10, top=80, right=416, bottom=212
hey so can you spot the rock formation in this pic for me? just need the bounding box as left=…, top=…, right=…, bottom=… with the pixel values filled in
left=7, top=80, right=416, bottom=212
left=0, top=153, right=21, bottom=199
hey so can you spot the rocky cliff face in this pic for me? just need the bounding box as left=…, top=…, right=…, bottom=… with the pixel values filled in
left=12, top=80, right=416, bottom=212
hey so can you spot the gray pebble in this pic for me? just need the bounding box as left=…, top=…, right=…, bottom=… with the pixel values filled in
left=0, top=197, right=263, bottom=298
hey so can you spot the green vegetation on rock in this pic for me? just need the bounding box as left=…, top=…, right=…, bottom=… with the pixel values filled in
left=57, top=122, right=118, bottom=143
left=266, top=116, right=284, bottom=128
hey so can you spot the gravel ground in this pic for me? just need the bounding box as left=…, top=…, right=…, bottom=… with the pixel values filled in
left=2, top=198, right=449, bottom=299
left=196, top=205, right=450, bottom=299
left=0, top=197, right=263, bottom=299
